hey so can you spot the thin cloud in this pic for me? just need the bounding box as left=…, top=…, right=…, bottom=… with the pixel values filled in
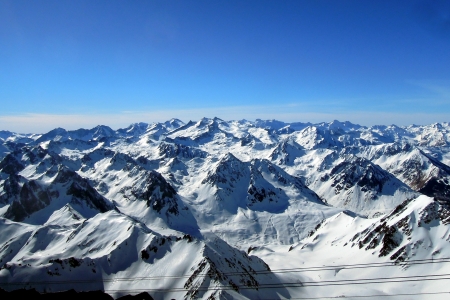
left=406, top=79, right=450, bottom=99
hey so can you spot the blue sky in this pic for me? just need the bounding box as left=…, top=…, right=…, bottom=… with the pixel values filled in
left=1, top=0, right=449, bottom=132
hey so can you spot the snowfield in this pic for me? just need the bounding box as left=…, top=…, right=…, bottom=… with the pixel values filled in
left=1, top=118, right=450, bottom=299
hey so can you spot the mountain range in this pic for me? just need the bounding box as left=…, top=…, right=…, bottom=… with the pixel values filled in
left=1, top=118, right=450, bottom=299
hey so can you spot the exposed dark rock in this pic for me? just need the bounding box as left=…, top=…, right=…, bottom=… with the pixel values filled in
left=418, top=200, right=450, bottom=226
left=132, top=171, right=179, bottom=214
left=67, top=179, right=112, bottom=213
left=308, top=219, right=325, bottom=237
left=3, top=167, right=113, bottom=221
left=269, top=141, right=303, bottom=165
left=0, top=154, right=24, bottom=175
left=81, top=149, right=115, bottom=165
left=158, top=142, right=208, bottom=159
left=329, top=157, right=391, bottom=194
left=141, top=249, right=149, bottom=260
left=202, top=153, right=246, bottom=186
left=419, top=177, right=450, bottom=202
left=4, top=180, right=49, bottom=221
left=68, top=257, right=81, bottom=268
left=0, top=174, right=21, bottom=204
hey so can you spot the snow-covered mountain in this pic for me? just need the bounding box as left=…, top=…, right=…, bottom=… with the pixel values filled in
left=1, top=118, right=450, bottom=299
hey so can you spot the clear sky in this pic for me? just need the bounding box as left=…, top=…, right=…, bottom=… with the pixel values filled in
left=1, top=0, right=449, bottom=133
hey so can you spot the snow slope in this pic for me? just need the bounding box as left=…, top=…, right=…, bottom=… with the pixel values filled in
left=256, top=195, right=450, bottom=299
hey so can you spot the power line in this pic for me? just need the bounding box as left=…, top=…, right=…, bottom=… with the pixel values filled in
left=273, top=273, right=450, bottom=288
left=282, top=291, right=450, bottom=299
left=101, top=290, right=450, bottom=300
left=3, top=271, right=450, bottom=300
left=1, top=256, right=450, bottom=284
left=3, top=272, right=450, bottom=293
left=104, top=290, right=450, bottom=300
left=102, top=271, right=450, bottom=293
left=102, top=273, right=450, bottom=292
left=251, top=257, right=450, bottom=276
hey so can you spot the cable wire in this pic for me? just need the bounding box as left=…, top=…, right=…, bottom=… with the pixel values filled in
left=1, top=256, right=450, bottom=284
